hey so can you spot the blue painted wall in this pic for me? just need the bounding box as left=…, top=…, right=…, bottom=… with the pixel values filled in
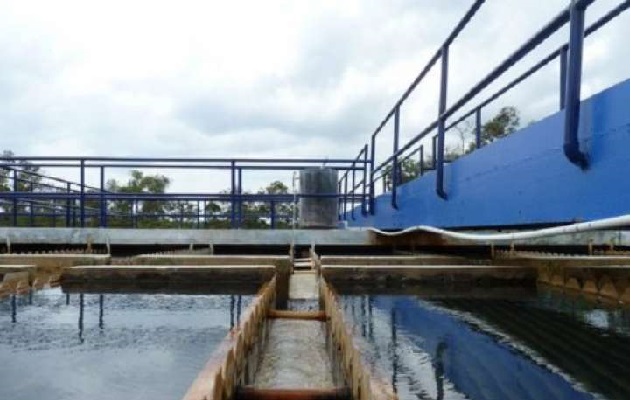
left=346, top=80, right=630, bottom=229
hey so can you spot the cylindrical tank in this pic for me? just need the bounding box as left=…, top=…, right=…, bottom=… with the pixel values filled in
left=299, top=168, right=338, bottom=229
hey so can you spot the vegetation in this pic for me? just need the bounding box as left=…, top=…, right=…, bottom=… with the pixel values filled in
left=383, top=106, right=520, bottom=190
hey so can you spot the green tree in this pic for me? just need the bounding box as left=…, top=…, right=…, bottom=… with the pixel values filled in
left=0, top=150, right=47, bottom=226
left=256, top=180, right=293, bottom=228
left=106, top=170, right=172, bottom=228
left=467, top=106, right=520, bottom=152
left=382, top=159, right=421, bottom=191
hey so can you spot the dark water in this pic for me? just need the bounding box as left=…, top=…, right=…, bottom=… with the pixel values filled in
left=0, top=288, right=250, bottom=400
left=340, top=288, right=629, bottom=400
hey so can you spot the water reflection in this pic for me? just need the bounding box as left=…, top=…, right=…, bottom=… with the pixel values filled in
left=10, top=295, right=16, bottom=323
left=99, top=295, right=104, bottom=330
left=78, top=293, right=84, bottom=343
left=341, top=291, right=629, bottom=400
left=0, top=288, right=252, bottom=400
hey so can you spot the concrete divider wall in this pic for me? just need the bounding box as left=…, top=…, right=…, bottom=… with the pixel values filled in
left=321, top=279, right=397, bottom=400
left=182, top=277, right=277, bottom=400
left=0, top=254, right=111, bottom=273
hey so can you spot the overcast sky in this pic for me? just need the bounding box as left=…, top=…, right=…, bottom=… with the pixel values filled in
left=0, top=0, right=628, bottom=193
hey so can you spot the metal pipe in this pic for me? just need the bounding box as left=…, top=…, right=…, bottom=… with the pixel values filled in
left=366, top=214, right=630, bottom=243
left=436, top=46, right=449, bottom=200
left=559, top=45, right=568, bottom=110
left=230, top=161, right=236, bottom=228
left=12, top=169, right=17, bottom=226
left=79, top=159, right=85, bottom=227
left=100, top=166, right=107, bottom=227
left=392, top=106, right=400, bottom=209
left=351, top=159, right=356, bottom=220
left=369, top=136, right=376, bottom=215
left=361, top=144, right=368, bottom=216
left=563, top=0, right=589, bottom=168
left=475, top=108, right=482, bottom=149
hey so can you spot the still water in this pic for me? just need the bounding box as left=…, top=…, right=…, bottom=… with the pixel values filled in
left=0, top=288, right=250, bottom=400
left=340, top=288, right=629, bottom=400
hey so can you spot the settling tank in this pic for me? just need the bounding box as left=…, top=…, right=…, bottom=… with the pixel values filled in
left=298, top=168, right=338, bottom=228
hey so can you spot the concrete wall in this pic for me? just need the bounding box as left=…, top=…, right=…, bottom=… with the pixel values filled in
left=345, top=80, right=630, bottom=229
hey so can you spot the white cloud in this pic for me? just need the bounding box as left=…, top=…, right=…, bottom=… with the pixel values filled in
left=0, top=0, right=628, bottom=193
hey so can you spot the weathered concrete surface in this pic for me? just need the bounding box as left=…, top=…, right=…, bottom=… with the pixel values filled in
left=133, top=255, right=292, bottom=309
left=61, top=280, right=264, bottom=295
left=322, top=264, right=536, bottom=284
left=288, top=273, right=318, bottom=300
left=0, top=269, right=31, bottom=296
left=0, top=227, right=370, bottom=246
left=492, top=253, right=630, bottom=267
left=134, top=254, right=291, bottom=266
left=253, top=320, right=333, bottom=389
left=536, top=263, right=630, bottom=303
left=0, top=265, right=37, bottom=279
left=320, top=254, right=475, bottom=266
left=62, top=264, right=275, bottom=283
left=0, top=254, right=110, bottom=273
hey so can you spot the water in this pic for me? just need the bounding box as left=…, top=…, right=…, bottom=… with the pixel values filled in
left=0, top=288, right=251, bottom=400
left=339, top=287, right=629, bottom=400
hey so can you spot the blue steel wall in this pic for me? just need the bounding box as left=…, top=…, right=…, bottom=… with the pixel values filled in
left=346, top=80, right=630, bottom=229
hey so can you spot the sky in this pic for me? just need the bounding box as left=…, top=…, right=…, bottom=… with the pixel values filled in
left=0, top=0, right=628, bottom=194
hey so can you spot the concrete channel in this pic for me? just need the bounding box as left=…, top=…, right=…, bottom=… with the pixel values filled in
left=0, top=247, right=628, bottom=399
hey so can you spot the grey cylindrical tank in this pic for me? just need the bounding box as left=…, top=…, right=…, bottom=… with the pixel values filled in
left=299, top=168, right=338, bottom=229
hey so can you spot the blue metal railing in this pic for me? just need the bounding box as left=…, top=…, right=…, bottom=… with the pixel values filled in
left=339, top=0, right=628, bottom=217
left=1, top=157, right=368, bottom=229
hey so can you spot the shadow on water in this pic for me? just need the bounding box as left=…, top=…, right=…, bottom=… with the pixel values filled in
left=0, top=287, right=252, bottom=400
left=340, top=287, right=629, bottom=400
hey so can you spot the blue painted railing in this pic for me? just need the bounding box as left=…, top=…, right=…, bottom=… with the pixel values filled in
left=0, top=157, right=367, bottom=229
left=338, top=0, right=629, bottom=219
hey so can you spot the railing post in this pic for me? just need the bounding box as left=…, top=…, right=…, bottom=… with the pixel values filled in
left=80, top=159, right=86, bottom=227
left=270, top=200, right=276, bottom=229
left=343, top=173, right=348, bottom=220
left=99, top=166, right=107, bottom=228
left=475, top=107, right=482, bottom=149
left=361, top=144, right=368, bottom=216
left=12, top=169, right=18, bottom=226
left=351, top=160, right=356, bottom=220
left=237, top=167, right=242, bottom=228
left=419, top=145, right=424, bottom=176
left=337, top=180, right=342, bottom=220
left=29, top=181, right=34, bottom=227
left=391, top=105, right=400, bottom=209
left=65, top=183, right=71, bottom=227
left=563, top=0, right=588, bottom=169
left=432, top=135, right=437, bottom=169
left=559, top=45, right=568, bottom=110
left=230, top=161, right=236, bottom=228
left=436, top=45, right=449, bottom=199
left=369, top=136, right=376, bottom=215
left=197, top=200, right=201, bottom=229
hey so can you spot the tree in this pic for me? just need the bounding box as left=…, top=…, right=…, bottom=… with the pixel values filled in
left=0, top=150, right=46, bottom=226
left=382, top=159, right=421, bottom=191
left=256, top=180, right=293, bottom=228
left=477, top=106, right=520, bottom=147
left=106, top=170, right=172, bottom=228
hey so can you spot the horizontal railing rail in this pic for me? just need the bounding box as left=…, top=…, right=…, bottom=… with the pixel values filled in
left=340, top=0, right=628, bottom=218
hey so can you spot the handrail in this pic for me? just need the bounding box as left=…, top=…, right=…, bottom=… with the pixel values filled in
left=350, top=0, right=628, bottom=217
